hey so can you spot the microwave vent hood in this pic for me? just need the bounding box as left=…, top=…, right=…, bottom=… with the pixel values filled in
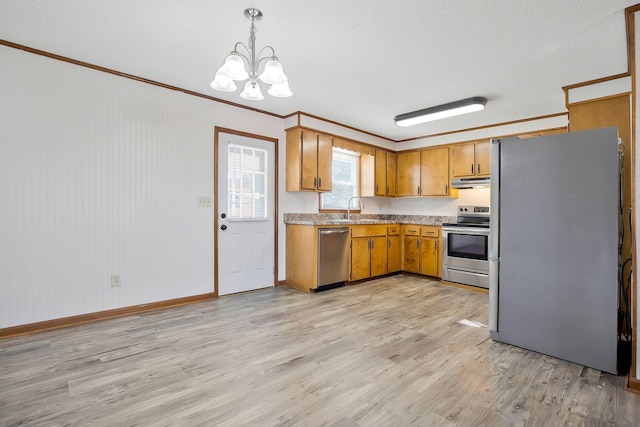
left=451, top=177, right=491, bottom=189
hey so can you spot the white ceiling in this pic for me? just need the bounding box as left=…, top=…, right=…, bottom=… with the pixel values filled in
left=0, top=0, right=636, bottom=141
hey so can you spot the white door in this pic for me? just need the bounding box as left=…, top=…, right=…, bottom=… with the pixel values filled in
left=216, top=131, right=276, bottom=296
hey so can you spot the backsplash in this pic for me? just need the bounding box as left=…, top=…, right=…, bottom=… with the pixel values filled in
left=387, top=187, right=491, bottom=215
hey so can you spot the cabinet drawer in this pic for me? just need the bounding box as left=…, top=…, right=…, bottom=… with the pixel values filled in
left=351, top=225, right=388, bottom=238
left=421, top=226, right=440, bottom=237
left=387, top=225, right=400, bottom=236
left=402, top=225, right=420, bottom=235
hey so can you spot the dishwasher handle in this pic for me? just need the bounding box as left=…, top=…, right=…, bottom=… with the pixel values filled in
left=319, top=229, right=349, bottom=235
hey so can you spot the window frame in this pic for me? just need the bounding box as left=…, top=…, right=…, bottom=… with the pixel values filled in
left=319, top=147, right=361, bottom=212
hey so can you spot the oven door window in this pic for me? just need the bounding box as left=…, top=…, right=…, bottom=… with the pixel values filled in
left=448, top=233, right=488, bottom=260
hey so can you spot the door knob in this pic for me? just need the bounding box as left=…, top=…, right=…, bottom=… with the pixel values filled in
left=220, top=224, right=227, bottom=231
left=221, top=213, right=227, bottom=219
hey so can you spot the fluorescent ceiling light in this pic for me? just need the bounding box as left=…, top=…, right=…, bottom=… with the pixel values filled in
left=395, top=97, right=488, bottom=127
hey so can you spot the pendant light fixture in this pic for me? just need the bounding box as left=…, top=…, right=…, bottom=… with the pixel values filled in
left=210, top=8, right=292, bottom=100
left=394, top=97, right=487, bottom=127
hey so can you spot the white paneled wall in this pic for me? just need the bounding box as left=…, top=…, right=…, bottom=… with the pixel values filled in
left=0, top=46, right=286, bottom=328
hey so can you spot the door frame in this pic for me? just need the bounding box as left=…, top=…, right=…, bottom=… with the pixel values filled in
left=213, top=127, right=279, bottom=297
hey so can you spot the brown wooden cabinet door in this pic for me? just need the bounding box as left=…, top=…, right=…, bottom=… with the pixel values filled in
left=370, top=236, right=387, bottom=277
left=351, top=238, right=371, bottom=281
left=387, top=235, right=401, bottom=273
left=420, top=147, right=449, bottom=196
left=386, top=152, right=397, bottom=196
left=475, top=141, right=490, bottom=177
left=403, top=235, right=420, bottom=273
left=451, top=143, right=475, bottom=178
left=316, top=133, right=333, bottom=191
left=300, top=131, right=319, bottom=190
left=374, top=150, right=387, bottom=196
left=420, top=237, right=439, bottom=277
left=397, top=151, right=421, bottom=196
left=360, top=153, right=375, bottom=197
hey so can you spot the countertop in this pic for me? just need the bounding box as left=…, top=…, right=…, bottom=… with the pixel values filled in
left=283, top=213, right=456, bottom=226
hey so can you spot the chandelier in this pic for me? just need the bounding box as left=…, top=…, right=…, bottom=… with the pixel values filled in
left=210, top=8, right=292, bottom=100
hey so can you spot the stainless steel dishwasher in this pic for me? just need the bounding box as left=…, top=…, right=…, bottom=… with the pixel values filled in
left=317, top=227, right=350, bottom=290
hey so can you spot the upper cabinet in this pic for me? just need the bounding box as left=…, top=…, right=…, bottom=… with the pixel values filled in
left=397, top=148, right=455, bottom=197
left=361, top=149, right=397, bottom=197
left=286, top=128, right=332, bottom=192
left=451, top=140, right=490, bottom=178
left=374, top=150, right=397, bottom=197
left=397, top=151, right=421, bottom=196
left=421, top=147, right=451, bottom=196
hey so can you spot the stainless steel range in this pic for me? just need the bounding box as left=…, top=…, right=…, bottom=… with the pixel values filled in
left=442, top=206, right=490, bottom=288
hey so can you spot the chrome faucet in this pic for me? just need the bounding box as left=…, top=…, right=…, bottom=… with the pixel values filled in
left=347, top=196, right=364, bottom=220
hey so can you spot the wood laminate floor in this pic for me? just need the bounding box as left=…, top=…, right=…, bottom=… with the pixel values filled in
left=1, top=274, right=639, bottom=426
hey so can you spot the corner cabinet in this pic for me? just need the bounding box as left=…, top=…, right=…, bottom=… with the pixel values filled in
left=451, top=140, right=490, bottom=178
left=286, top=128, right=332, bottom=192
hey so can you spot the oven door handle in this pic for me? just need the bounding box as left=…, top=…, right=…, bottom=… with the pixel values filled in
left=442, top=227, right=490, bottom=236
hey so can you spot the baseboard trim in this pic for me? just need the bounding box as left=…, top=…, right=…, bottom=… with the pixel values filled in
left=0, top=292, right=215, bottom=340
left=277, top=280, right=286, bottom=287
left=627, top=375, right=640, bottom=394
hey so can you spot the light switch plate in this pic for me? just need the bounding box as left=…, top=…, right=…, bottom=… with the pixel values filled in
left=197, top=196, right=212, bottom=207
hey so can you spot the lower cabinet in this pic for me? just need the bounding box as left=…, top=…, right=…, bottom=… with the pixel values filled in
left=402, top=226, right=420, bottom=273
left=351, top=236, right=386, bottom=281
left=350, top=225, right=398, bottom=281
left=350, top=225, right=401, bottom=282
left=401, top=225, right=442, bottom=277
left=387, top=226, right=401, bottom=273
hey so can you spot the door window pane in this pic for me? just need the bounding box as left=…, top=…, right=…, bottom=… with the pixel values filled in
left=228, top=143, right=268, bottom=219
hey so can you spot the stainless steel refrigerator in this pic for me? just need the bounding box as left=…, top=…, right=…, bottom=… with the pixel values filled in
left=489, top=127, right=619, bottom=374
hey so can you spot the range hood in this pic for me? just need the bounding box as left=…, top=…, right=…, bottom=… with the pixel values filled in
left=451, top=177, right=491, bottom=189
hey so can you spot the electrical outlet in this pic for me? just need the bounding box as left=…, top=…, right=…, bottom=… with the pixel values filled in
left=197, top=196, right=212, bottom=207
left=111, top=274, right=122, bottom=287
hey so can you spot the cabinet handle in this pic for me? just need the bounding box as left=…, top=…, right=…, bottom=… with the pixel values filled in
left=471, top=164, right=474, bottom=174
left=386, top=185, right=389, bottom=194
left=388, top=238, right=391, bottom=248
left=318, top=177, right=322, bottom=188
left=417, top=239, right=420, bottom=248
left=376, top=184, right=379, bottom=193
left=417, top=185, right=421, bottom=195
left=371, top=239, right=374, bottom=249
left=445, top=184, right=448, bottom=194
left=477, top=164, right=480, bottom=174
left=435, top=240, right=438, bottom=250
left=314, top=177, right=317, bottom=188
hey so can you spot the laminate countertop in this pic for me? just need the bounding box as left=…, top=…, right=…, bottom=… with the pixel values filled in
left=283, top=213, right=456, bottom=226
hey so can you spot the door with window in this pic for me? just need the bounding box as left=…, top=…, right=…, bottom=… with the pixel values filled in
left=216, top=130, right=276, bottom=296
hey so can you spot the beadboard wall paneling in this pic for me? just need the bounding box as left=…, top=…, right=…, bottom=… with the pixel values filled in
left=0, top=45, right=285, bottom=328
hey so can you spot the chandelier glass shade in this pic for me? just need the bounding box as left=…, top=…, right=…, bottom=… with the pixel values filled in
left=210, top=9, right=292, bottom=100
